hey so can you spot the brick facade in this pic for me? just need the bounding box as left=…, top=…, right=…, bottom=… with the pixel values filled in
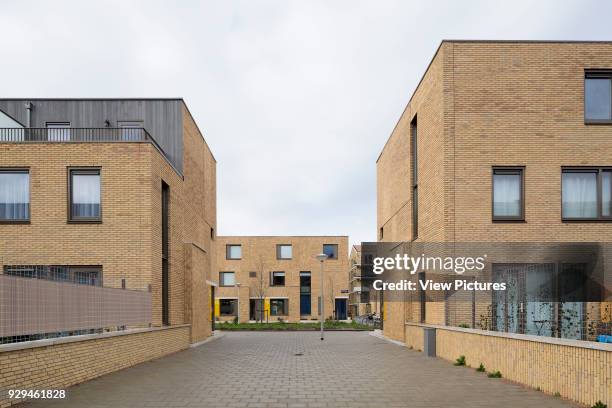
left=215, top=236, right=349, bottom=323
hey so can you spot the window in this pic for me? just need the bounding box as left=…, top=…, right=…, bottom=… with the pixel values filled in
left=0, top=169, right=29, bottom=222
left=269, top=298, right=288, bottom=316
left=210, top=227, right=215, bottom=240
left=411, top=116, right=418, bottom=239
left=226, top=244, right=242, bottom=259
left=585, top=72, right=612, bottom=122
left=562, top=168, right=611, bottom=220
left=219, top=299, right=237, bottom=316
left=69, top=168, right=101, bottom=221
left=492, top=167, right=524, bottom=220
left=379, top=227, right=384, bottom=240
left=249, top=271, right=257, bottom=278
left=118, top=121, right=143, bottom=141
left=219, top=271, right=236, bottom=286
left=323, top=244, right=338, bottom=260
left=3, top=265, right=101, bottom=286
left=271, top=271, right=285, bottom=286
left=46, top=122, right=71, bottom=141
left=276, top=244, right=292, bottom=259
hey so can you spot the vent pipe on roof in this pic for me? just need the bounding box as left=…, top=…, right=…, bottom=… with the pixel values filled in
left=24, top=102, right=32, bottom=128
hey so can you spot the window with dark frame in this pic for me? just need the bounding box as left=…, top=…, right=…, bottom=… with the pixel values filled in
left=585, top=71, right=612, bottom=122
left=269, top=298, right=288, bottom=316
left=411, top=116, right=418, bottom=240
left=270, top=271, right=285, bottom=286
left=219, top=299, right=237, bottom=316
left=323, top=244, right=338, bottom=259
left=562, top=168, right=611, bottom=220
left=492, top=167, right=524, bottom=221
left=276, top=244, right=292, bottom=260
left=219, top=271, right=236, bottom=286
left=0, top=169, right=29, bottom=222
left=226, top=244, right=242, bottom=259
left=249, top=271, right=257, bottom=278
left=69, top=168, right=101, bottom=222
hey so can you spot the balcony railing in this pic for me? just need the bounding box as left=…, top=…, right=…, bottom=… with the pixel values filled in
left=0, top=127, right=155, bottom=144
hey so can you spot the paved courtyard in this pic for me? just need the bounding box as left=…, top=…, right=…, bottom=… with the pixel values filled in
left=22, top=331, right=576, bottom=408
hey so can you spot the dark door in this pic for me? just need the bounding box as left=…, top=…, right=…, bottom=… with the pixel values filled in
left=300, top=272, right=311, bottom=316
left=211, top=285, right=215, bottom=331
left=335, top=298, right=347, bottom=320
left=161, top=181, right=169, bottom=326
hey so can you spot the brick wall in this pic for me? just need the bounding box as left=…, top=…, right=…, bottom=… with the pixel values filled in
left=424, top=325, right=611, bottom=407
left=0, top=326, right=191, bottom=408
left=216, top=236, right=349, bottom=323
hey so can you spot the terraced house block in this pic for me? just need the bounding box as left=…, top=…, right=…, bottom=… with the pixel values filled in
left=215, top=236, right=349, bottom=323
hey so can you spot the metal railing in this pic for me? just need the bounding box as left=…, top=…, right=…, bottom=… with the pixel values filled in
left=0, top=127, right=154, bottom=143
left=0, top=273, right=152, bottom=344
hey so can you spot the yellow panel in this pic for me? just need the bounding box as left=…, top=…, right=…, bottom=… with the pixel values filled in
left=214, top=299, right=220, bottom=317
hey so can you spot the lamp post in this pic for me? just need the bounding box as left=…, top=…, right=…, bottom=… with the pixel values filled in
left=316, top=253, right=328, bottom=340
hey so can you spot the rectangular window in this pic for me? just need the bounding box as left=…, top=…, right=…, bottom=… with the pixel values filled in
left=269, top=298, right=288, bottom=316
left=492, top=167, right=524, bottom=220
left=118, top=121, right=143, bottom=141
left=219, top=271, right=236, bottom=286
left=0, top=169, right=29, bottom=222
left=585, top=72, right=612, bottom=122
left=226, top=244, right=242, bottom=259
left=276, top=244, right=292, bottom=259
left=562, top=168, right=612, bottom=220
left=69, top=168, right=101, bottom=221
left=411, top=116, right=418, bottom=240
left=219, top=299, right=237, bottom=316
left=379, top=227, right=384, bottom=240
left=3, top=265, right=101, bottom=286
left=323, top=244, right=338, bottom=260
left=46, top=122, right=71, bottom=141
left=271, top=271, right=285, bottom=286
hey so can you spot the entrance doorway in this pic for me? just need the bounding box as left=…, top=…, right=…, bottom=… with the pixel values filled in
left=300, top=272, right=311, bottom=316
left=335, top=298, right=347, bottom=320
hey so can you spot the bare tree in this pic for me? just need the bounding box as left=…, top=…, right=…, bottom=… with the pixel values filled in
left=249, top=255, right=267, bottom=322
left=327, top=276, right=335, bottom=320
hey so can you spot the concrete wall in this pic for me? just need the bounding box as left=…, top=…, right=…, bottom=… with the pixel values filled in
left=0, top=326, right=190, bottom=408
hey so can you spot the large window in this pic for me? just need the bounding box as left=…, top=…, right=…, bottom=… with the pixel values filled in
left=271, top=271, right=285, bottom=286
left=0, top=169, right=29, bottom=222
left=562, top=168, right=611, bottom=220
left=269, top=298, right=288, bottom=316
left=276, top=244, right=292, bottom=260
left=69, top=168, right=101, bottom=222
left=226, top=244, right=242, bottom=260
left=3, top=265, right=102, bottom=286
left=219, top=299, right=237, bottom=316
left=219, top=271, right=236, bottom=287
left=323, top=244, right=338, bottom=260
left=492, top=167, right=524, bottom=221
left=585, top=72, right=612, bottom=122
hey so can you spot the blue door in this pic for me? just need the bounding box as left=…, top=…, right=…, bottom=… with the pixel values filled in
left=335, top=298, right=347, bottom=320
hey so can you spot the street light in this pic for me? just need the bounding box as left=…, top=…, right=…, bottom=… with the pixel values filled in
left=316, top=253, right=328, bottom=340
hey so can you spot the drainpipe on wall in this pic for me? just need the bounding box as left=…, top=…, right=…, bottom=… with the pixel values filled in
left=24, top=102, right=32, bottom=127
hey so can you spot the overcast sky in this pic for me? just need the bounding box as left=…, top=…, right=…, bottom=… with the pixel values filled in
left=2, top=1, right=611, bottom=245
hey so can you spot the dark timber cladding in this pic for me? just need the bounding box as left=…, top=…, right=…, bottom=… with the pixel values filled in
left=0, top=99, right=184, bottom=172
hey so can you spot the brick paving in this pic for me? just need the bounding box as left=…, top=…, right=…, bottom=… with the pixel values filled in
left=21, top=331, right=576, bottom=408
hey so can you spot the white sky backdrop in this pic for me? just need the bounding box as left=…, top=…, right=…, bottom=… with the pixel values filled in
left=2, top=1, right=611, bottom=245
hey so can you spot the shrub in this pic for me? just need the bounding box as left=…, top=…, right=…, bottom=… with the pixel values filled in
left=487, top=371, right=502, bottom=378
left=476, top=363, right=485, bottom=372
left=592, top=401, right=607, bottom=408
left=454, top=355, right=466, bottom=366
left=458, top=323, right=470, bottom=328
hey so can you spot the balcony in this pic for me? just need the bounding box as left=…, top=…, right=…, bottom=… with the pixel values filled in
left=0, top=127, right=156, bottom=144
left=0, top=127, right=178, bottom=174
